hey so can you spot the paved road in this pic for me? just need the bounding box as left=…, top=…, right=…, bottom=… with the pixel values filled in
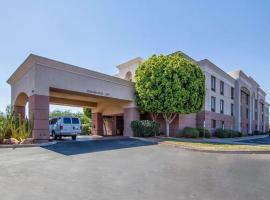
left=0, top=138, right=270, bottom=200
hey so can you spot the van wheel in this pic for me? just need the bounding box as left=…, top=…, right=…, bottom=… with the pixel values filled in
left=72, top=136, right=77, bottom=140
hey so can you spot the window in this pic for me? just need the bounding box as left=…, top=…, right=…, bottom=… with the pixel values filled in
left=50, top=118, right=58, bottom=125
left=63, top=118, right=71, bottom=124
left=220, top=99, right=224, bottom=114
left=220, top=81, right=224, bottom=95
left=255, top=100, right=258, bottom=110
left=231, top=103, right=234, bottom=116
left=231, top=87, right=234, bottom=100
left=246, top=94, right=249, bottom=105
left=125, top=71, right=132, bottom=81
left=72, top=118, right=80, bottom=124
left=221, top=121, right=225, bottom=129
left=211, top=96, right=216, bottom=112
left=255, top=111, right=258, bottom=120
left=211, top=76, right=216, bottom=92
left=212, top=119, right=216, bottom=128
left=246, top=108, right=249, bottom=119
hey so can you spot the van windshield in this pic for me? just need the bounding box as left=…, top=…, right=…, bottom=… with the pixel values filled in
left=63, top=118, right=71, bottom=124
left=72, top=118, right=80, bottom=124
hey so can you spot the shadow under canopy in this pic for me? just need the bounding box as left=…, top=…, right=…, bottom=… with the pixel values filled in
left=42, top=138, right=157, bottom=156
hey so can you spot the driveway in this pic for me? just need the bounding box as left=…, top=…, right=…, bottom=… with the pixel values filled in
left=0, top=138, right=270, bottom=200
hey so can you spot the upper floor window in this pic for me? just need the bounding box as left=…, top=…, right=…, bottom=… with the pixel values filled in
left=220, top=81, right=224, bottom=95
left=220, top=99, right=224, bottom=114
left=231, top=103, right=234, bottom=116
left=211, top=96, right=216, bottom=112
left=125, top=71, right=132, bottom=81
left=255, top=99, right=258, bottom=110
left=211, top=76, right=216, bottom=92
left=246, top=108, right=249, bottom=119
left=231, top=87, right=234, bottom=100
left=246, top=94, right=249, bottom=105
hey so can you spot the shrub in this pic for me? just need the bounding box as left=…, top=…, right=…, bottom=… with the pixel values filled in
left=197, top=128, right=211, bottom=138
left=131, top=120, right=160, bottom=137
left=182, top=127, right=199, bottom=138
left=81, top=124, right=91, bottom=135
left=215, top=129, right=242, bottom=138
left=253, top=130, right=266, bottom=135
left=215, top=129, right=231, bottom=138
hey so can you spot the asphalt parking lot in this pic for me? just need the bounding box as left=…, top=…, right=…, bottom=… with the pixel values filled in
left=240, top=136, right=270, bottom=145
left=1, top=138, right=270, bottom=200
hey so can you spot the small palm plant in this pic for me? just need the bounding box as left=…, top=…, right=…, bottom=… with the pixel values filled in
left=0, top=113, right=32, bottom=144
left=9, top=115, right=32, bottom=142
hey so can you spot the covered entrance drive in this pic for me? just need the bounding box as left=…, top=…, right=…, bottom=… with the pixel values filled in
left=7, top=54, right=139, bottom=141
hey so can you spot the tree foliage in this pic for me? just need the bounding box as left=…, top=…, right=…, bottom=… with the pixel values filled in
left=50, top=109, right=91, bottom=125
left=134, top=52, right=205, bottom=136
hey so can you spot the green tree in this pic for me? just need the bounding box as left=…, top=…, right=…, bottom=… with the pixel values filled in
left=135, top=53, right=205, bottom=136
left=83, top=108, right=92, bottom=119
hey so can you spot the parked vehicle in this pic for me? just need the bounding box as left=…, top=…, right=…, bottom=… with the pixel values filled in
left=49, top=116, right=81, bottom=140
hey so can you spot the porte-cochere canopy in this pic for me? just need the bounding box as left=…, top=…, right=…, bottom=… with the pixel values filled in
left=7, top=54, right=139, bottom=140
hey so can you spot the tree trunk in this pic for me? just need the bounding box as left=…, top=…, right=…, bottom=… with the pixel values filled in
left=163, top=113, right=177, bottom=137
left=151, top=113, right=158, bottom=121
left=165, top=120, right=170, bottom=137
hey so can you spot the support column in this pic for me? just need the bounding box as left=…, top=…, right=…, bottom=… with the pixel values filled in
left=235, top=82, right=241, bottom=132
left=112, top=116, right=117, bottom=135
left=249, top=95, right=252, bottom=134
left=28, top=94, right=49, bottom=141
left=13, top=105, right=25, bottom=118
left=92, top=113, right=104, bottom=136
left=123, top=107, right=140, bottom=137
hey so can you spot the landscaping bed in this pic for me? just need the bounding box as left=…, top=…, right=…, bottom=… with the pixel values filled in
left=161, top=138, right=270, bottom=152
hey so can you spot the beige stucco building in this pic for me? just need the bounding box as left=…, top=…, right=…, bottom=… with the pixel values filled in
left=7, top=52, right=269, bottom=140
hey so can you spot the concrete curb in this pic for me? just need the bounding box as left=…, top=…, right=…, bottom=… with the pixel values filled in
left=0, top=141, right=57, bottom=149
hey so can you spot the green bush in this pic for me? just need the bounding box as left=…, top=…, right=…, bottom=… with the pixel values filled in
left=215, top=129, right=230, bottom=138
left=131, top=120, right=160, bottom=137
left=81, top=124, right=91, bottom=135
left=182, top=127, right=199, bottom=138
left=253, top=130, right=266, bottom=135
left=197, top=128, right=211, bottom=138
left=215, top=129, right=242, bottom=138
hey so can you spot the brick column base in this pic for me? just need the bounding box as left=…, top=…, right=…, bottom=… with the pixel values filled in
left=92, top=113, right=104, bottom=136
left=29, top=94, right=49, bottom=141
left=123, top=107, right=140, bottom=137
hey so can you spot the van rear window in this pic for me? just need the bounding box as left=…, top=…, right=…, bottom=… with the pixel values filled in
left=72, top=118, right=79, bottom=124
left=63, top=118, right=71, bottom=124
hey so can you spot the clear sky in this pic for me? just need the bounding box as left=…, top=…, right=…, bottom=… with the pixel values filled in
left=0, top=0, right=269, bottom=113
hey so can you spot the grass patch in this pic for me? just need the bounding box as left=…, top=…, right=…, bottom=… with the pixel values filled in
left=162, top=138, right=270, bottom=152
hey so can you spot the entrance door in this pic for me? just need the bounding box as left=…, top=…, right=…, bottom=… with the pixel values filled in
left=116, top=116, right=124, bottom=136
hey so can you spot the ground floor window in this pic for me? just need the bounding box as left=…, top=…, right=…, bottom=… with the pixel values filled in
left=211, top=119, right=216, bottom=128
left=221, top=121, right=225, bottom=129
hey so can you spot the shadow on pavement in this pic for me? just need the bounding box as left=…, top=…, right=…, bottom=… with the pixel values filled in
left=42, top=138, right=157, bottom=156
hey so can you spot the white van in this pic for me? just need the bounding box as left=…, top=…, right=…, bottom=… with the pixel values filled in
left=49, top=116, right=81, bottom=140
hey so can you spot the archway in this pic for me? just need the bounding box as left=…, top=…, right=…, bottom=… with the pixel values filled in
left=13, top=92, right=29, bottom=118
